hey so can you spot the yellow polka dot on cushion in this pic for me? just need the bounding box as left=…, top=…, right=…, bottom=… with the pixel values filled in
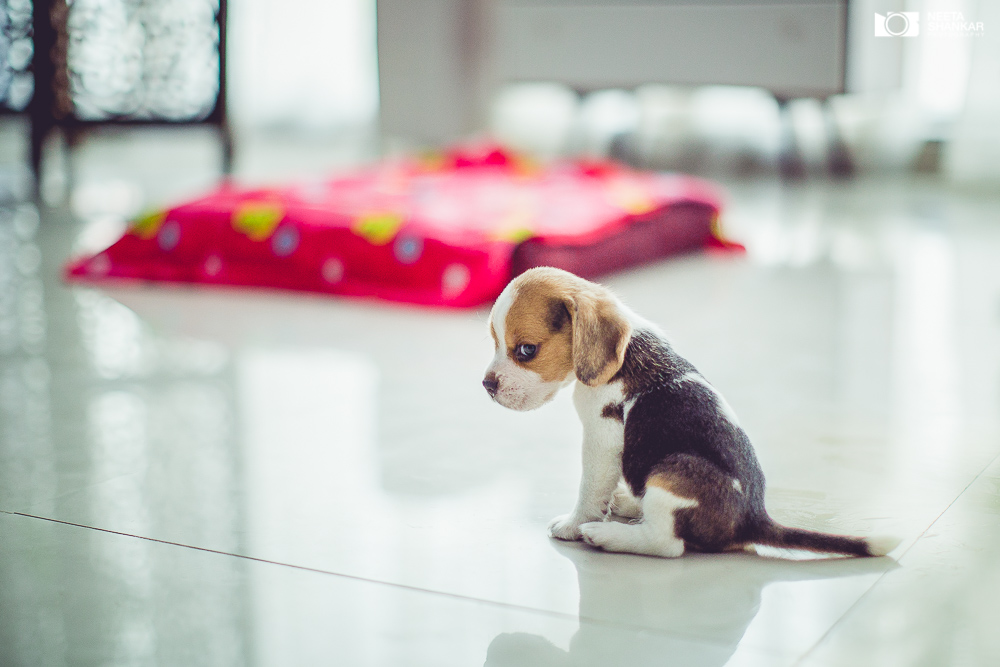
left=352, top=212, right=404, bottom=246
left=233, top=203, right=284, bottom=241
left=130, top=210, right=167, bottom=239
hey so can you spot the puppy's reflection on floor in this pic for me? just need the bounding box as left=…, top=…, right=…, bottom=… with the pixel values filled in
left=487, top=541, right=897, bottom=667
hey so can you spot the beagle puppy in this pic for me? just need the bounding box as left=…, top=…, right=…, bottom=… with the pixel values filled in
left=483, top=267, right=898, bottom=558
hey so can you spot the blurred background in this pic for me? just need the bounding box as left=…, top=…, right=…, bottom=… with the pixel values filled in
left=1, top=0, right=997, bottom=210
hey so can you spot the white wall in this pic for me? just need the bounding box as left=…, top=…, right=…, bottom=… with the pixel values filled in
left=945, top=0, right=1000, bottom=183
left=227, top=0, right=379, bottom=131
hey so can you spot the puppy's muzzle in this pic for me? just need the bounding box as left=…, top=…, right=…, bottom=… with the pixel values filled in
left=482, top=373, right=499, bottom=398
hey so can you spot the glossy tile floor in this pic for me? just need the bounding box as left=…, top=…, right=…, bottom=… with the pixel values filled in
left=2, top=147, right=1000, bottom=665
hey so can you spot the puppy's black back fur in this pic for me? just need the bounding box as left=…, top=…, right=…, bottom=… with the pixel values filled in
left=614, top=329, right=874, bottom=557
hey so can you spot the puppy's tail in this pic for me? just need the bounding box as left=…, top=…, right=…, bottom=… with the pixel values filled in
left=753, top=520, right=900, bottom=557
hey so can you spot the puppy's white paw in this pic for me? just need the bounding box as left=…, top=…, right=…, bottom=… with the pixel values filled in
left=579, top=521, right=628, bottom=550
left=610, top=486, right=643, bottom=520
left=548, top=514, right=585, bottom=541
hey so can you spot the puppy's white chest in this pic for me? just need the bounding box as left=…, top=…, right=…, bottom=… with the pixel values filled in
left=573, top=380, right=625, bottom=412
left=574, top=381, right=627, bottom=447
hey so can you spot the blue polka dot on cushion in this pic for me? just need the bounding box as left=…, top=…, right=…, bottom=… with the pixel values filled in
left=157, top=220, right=181, bottom=251
left=394, top=235, right=423, bottom=264
left=271, top=225, right=300, bottom=257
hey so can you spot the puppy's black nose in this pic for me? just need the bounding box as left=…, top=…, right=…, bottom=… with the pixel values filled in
left=482, top=376, right=499, bottom=397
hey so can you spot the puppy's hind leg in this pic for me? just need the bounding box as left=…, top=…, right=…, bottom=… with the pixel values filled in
left=580, top=487, right=696, bottom=558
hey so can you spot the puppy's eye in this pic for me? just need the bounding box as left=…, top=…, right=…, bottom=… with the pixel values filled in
left=515, top=343, right=538, bottom=362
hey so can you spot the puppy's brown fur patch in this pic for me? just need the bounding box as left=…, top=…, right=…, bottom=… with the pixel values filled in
left=601, top=402, right=624, bottom=422
left=503, top=272, right=576, bottom=383
left=647, top=455, right=744, bottom=553
left=571, top=291, right=631, bottom=386
left=502, top=268, right=632, bottom=386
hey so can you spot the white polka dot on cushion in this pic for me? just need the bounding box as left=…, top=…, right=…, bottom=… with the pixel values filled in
left=88, top=253, right=111, bottom=275
left=441, top=263, right=470, bottom=298
left=322, top=257, right=345, bottom=283
left=204, top=254, right=223, bottom=276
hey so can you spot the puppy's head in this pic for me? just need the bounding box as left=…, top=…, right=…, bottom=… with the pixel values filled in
left=483, top=267, right=632, bottom=411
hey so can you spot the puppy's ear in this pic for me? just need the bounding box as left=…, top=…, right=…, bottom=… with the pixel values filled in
left=570, top=291, right=631, bottom=386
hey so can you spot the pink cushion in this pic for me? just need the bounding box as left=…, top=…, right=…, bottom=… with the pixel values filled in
left=65, top=144, right=734, bottom=307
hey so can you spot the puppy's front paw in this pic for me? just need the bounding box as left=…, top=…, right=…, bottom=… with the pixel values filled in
left=548, top=514, right=585, bottom=541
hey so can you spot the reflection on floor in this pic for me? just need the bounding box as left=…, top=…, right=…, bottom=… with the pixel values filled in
left=2, top=144, right=1000, bottom=666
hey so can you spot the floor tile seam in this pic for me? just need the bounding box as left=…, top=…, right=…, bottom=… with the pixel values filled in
left=790, top=448, right=1000, bottom=667
left=0, top=508, right=747, bottom=649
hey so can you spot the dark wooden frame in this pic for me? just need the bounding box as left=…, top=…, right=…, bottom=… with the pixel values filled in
left=24, top=0, right=232, bottom=188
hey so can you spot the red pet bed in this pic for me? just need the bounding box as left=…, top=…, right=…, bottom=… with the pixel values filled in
left=65, top=144, right=736, bottom=308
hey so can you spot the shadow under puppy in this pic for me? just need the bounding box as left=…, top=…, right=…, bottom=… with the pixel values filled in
left=483, top=267, right=898, bottom=558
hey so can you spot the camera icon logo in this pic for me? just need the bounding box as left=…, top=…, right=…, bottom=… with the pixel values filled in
left=874, top=11, right=920, bottom=37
